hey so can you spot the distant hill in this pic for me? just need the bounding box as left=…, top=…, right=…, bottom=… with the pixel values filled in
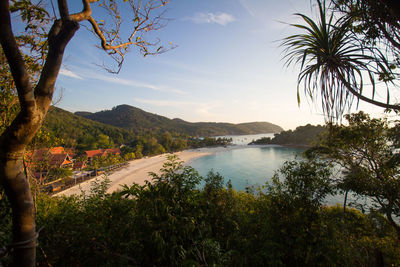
left=43, top=106, right=136, bottom=148
left=75, top=104, right=283, bottom=136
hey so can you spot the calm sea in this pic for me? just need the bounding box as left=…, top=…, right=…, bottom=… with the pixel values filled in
left=188, top=134, right=304, bottom=191
left=188, top=133, right=360, bottom=206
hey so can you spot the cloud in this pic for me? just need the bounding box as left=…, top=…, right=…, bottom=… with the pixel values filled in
left=59, top=68, right=83, bottom=80
left=79, top=71, right=187, bottom=95
left=186, top=12, right=235, bottom=26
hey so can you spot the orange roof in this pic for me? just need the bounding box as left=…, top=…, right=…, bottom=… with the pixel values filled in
left=85, top=149, right=106, bottom=158
left=65, top=148, right=76, bottom=157
left=49, top=154, right=72, bottom=167
left=85, top=148, right=121, bottom=158
left=49, top=147, right=65, bottom=154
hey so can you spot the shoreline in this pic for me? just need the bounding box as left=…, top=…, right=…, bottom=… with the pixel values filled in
left=55, top=147, right=223, bottom=197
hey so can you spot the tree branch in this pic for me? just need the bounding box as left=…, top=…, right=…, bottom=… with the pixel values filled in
left=57, top=0, right=70, bottom=21
left=34, top=19, right=79, bottom=111
left=70, top=0, right=98, bottom=22
left=338, top=73, right=400, bottom=110
left=0, top=0, right=35, bottom=114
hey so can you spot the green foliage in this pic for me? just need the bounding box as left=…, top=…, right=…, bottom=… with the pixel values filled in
left=47, top=168, right=73, bottom=182
left=76, top=104, right=283, bottom=136
left=250, top=124, right=326, bottom=146
left=188, top=137, right=232, bottom=148
left=89, top=154, right=124, bottom=170
left=306, top=111, right=400, bottom=238
left=31, top=156, right=400, bottom=266
left=0, top=0, right=50, bottom=135
left=42, top=106, right=136, bottom=150
left=268, top=160, right=334, bottom=206
left=331, top=0, right=400, bottom=81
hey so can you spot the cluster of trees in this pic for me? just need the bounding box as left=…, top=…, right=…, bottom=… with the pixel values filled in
left=1, top=154, right=399, bottom=266
left=43, top=107, right=135, bottom=150
left=249, top=124, right=326, bottom=146
left=188, top=137, right=232, bottom=148
left=88, top=154, right=125, bottom=171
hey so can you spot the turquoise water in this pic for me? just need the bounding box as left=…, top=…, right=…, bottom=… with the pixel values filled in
left=188, top=145, right=304, bottom=191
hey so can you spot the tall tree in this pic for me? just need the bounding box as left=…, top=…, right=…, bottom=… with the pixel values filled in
left=281, top=0, right=400, bottom=121
left=0, top=1, right=170, bottom=265
left=306, top=112, right=400, bottom=239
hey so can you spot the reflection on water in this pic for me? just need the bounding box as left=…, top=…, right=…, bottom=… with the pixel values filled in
left=188, top=145, right=303, bottom=191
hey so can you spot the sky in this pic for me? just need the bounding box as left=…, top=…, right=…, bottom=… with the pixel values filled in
left=52, top=0, right=396, bottom=130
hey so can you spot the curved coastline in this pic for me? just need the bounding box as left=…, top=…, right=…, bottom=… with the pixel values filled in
left=55, top=147, right=224, bottom=197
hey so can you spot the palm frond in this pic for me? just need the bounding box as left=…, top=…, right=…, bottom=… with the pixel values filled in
left=280, top=0, right=397, bottom=121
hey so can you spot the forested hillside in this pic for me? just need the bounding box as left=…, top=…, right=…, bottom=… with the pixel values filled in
left=75, top=105, right=283, bottom=136
left=42, top=107, right=232, bottom=154
left=42, top=107, right=137, bottom=150
left=249, top=124, right=326, bottom=146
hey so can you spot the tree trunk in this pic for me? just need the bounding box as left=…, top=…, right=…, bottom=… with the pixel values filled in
left=343, top=189, right=348, bottom=214
left=386, top=211, right=400, bottom=240
left=0, top=154, right=36, bottom=266
left=0, top=2, right=79, bottom=263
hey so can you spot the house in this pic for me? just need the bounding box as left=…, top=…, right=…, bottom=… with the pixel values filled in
left=25, top=147, right=73, bottom=181
left=73, top=161, right=87, bottom=170
left=85, top=148, right=121, bottom=163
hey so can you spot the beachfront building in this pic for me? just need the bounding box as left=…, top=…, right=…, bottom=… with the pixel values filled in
left=84, top=148, right=121, bottom=164
left=25, top=146, right=74, bottom=182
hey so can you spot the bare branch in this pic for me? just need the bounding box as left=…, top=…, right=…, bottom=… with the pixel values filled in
left=84, top=0, right=173, bottom=73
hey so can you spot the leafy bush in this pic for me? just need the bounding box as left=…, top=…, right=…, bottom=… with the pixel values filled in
left=12, top=157, right=398, bottom=266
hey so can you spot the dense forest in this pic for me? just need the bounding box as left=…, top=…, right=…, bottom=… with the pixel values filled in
left=249, top=124, right=326, bottom=146
left=75, top=105, right=283, bottom=136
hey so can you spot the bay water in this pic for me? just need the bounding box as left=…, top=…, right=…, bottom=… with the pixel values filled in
left=188, top=134, right=304, bottom=191
left=187, top=133, right=359, bottom=206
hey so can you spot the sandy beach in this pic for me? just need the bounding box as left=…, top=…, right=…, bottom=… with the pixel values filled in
left=56, top=147, right=225, bottom=197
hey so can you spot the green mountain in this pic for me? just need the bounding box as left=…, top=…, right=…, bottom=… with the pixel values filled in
left=75, top=104, right=283, bottom=136
left=43, top=106, right=136, bottom=149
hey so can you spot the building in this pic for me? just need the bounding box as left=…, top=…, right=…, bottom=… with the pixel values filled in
left=25, top=147, right=73, bottom=181
left=85, top=148, right=121, bottom=163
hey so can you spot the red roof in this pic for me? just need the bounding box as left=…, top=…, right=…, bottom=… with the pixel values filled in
left=25, top=147, right=72, bottom=170
left=49, top=146, right=65, bottom=154
left=64, top=148, right=76, bottom=157
left=85, top=148, right=121, bottom=158
left=85, top=149, right=106, bottom=158
left=49, top=154, right=72, bottom=168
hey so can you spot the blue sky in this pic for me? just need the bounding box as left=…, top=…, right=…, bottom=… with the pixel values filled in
left=54, top=0, right=391, bottom=130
